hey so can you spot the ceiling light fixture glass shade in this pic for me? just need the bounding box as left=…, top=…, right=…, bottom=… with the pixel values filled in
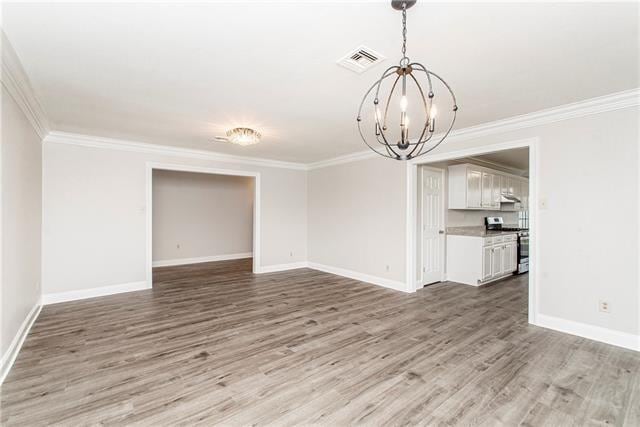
left=357, top=0, right=458, bottom=161
left=226, top=127, right=262, bottom=146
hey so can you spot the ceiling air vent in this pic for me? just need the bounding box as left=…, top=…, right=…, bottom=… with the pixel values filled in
left=337, top=45, right=385, bottom=74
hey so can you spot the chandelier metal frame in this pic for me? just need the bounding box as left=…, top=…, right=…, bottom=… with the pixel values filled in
left=357, top=0, right=458, bottom=161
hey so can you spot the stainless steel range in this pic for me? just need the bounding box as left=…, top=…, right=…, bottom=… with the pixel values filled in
left=485, top=217, right=529, bottom=274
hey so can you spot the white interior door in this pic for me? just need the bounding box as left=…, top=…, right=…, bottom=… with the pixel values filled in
left=421, top=168, right=444, bottom=286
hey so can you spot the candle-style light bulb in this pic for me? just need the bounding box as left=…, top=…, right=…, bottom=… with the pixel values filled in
left=400, top=95, right=408, bottom=112
left=375, top=107, right=382, bottom=136
left=429, top=105, right=436, bottom=133
left=404, top=117, right=410, bottom=141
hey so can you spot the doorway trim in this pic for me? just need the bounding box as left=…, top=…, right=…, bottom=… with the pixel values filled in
left=418, top=166, right=447, bottom=286
left=145, top=162, right=261, bottom=288
left=405, top=137, right=539, bottom=324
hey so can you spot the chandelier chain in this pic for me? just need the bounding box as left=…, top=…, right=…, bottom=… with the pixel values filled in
left=401, top=3, right=407, bottom=60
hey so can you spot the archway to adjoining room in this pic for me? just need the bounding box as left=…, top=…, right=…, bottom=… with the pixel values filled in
left=406, top=138, right=538, bottom=324
left=145, top=163, right=260, bottom=287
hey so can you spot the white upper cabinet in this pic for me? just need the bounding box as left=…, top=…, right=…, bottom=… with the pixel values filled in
left=520, top=179, right=529, bottom=210
left=448, top=164, right=528, bottom=211
left=513, top=179, right=522, bottom=200
left=481, top=172, right=493, bottom=209
left=492, top=177, right=501, bottom=209
left=467, top=168, right=482, bottom=208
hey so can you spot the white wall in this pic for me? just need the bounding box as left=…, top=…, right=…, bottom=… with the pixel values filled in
left=152, top=170, right=253, bottom=262
left=308, top=157, right=406, bottom=286
left=447, top=210, right=518, bottom=227
left=1, top=86, right=42, bottom=357
left=42, top=140, right=307, bottom=295
left=308, top=107, right=639, bottom=343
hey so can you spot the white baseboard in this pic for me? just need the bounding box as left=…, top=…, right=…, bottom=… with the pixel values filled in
left=535, top=313, right=639, bottom=352
left=1, top=300, right=42, bottom=384
left=42, top=281, right=150, bottom=305
left=307, top=262, right=408, bottom=293
left=256, top=261, right=309, bottom=273
left=152, top=252, right=252, bottom=267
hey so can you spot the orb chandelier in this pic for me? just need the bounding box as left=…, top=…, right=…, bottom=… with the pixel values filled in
left=357, top=0, right=458, bottom=161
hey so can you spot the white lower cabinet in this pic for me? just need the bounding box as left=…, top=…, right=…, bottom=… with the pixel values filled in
left=502, top=242, right=517, bottom=275
left=482, top=246, right=493, bottom=281
left=448, top=234, right=518, bottom=286
left=490, top=245, right=503, bottom=278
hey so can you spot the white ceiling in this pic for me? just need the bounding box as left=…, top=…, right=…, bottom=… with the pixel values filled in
left=472, top=147, right=530, bottom=176
left=4, top=1, right=639, bottom=163
left=422, top=147, right=529, bottom=177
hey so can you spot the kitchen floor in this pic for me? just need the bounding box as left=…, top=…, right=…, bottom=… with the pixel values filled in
left=2, top=260, right=638, bottom=425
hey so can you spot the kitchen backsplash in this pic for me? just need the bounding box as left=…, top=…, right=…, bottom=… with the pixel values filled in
left=447, top=209, right=519, bottom=227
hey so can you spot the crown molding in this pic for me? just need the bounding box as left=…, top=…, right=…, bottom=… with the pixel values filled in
left=44, top=131, right=309, bottom=171
left=448, top=87, right=640, bottom=143
left=1, top=32, right=50, bottom=139
left=465, top=156, right=527, bottom=177
left=309, top=88, right=640, bottom=170
left=307, top=150, right=377, bottom=170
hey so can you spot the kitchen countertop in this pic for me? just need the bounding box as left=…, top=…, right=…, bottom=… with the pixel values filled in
left=446, top=226, right=520, bottom=237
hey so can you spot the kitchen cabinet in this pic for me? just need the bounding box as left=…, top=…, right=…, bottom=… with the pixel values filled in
left=482, top=246, right=493, bottom=282
left=513, top=179, right=525, bottom=203
left=485, top=237, right=517, bottom=280
left=520, top=179, right=529, bottom=210
left=481, top=172, right=493, bottom=209
left=501, top=175, right=509, bottom=195
left=448, top=163, right=529, bottom=211
left=502, top=241, right=517, bottom=275
left=467, top=169, right=482, bottom=208
left=492, top=177, right=501, bottom=209
left=481, top=172, right=500, bottom=210
left=448, top=165, right=500, bottom=210
left=508, top=177, right=515, bottom=195
left=448, top=234, right=518, bottom=286
left=490, top=244, right=503, bottom=277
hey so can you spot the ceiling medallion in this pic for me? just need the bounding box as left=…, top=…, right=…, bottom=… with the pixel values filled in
left=215, top=127, right=262, bottom=146
left=357, top=0, right=458, bottom=161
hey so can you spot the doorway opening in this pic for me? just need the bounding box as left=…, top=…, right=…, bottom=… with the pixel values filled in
left=145, top=163, right=260, bottom=287
left=407, top=138, right=538, bottom=323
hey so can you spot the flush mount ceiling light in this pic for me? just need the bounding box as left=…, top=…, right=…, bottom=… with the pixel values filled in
left=357, top=0, right=458, bottom=161
left=214, top=127, right=262, bottom=146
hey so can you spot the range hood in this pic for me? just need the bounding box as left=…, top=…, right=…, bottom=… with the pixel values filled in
left=500, top=194, right=521, bottom=204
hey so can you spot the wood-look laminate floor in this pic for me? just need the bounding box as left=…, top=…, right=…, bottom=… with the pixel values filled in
left=2, top=259, right=639, bottom=426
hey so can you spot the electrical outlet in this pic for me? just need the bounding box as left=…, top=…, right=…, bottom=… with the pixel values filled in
left=385, top=265, right=390, bottom=272
left=599, top=300, right=610, bottom=313
left=290, top=251, right=293, bottom=257
left=176, top=243, right=181, bottom=249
